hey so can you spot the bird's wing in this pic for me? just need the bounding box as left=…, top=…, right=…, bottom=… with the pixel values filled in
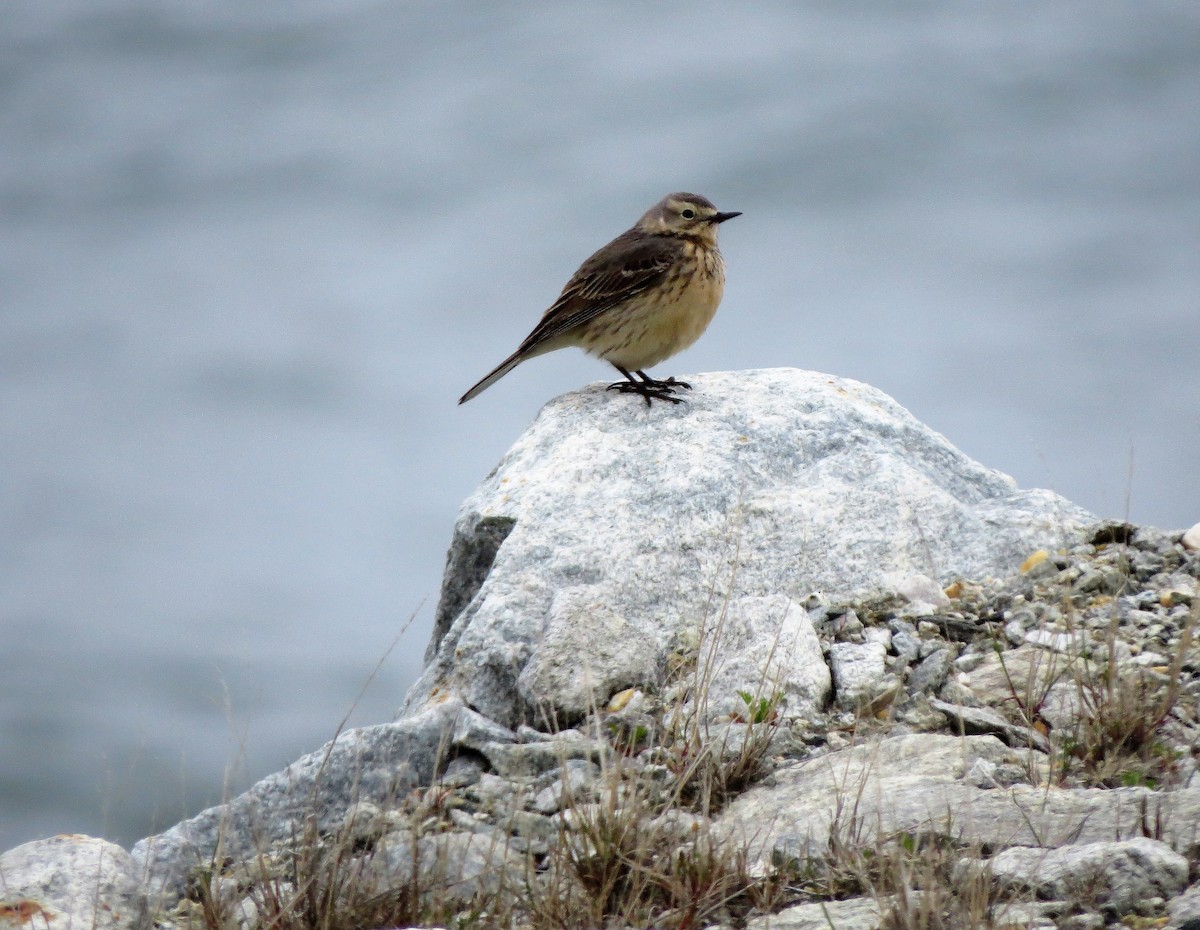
left=515, top=232, right=681, bottom=354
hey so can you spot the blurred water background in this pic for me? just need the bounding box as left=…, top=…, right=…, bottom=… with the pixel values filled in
left=2, top=1, right=1197, bottom=849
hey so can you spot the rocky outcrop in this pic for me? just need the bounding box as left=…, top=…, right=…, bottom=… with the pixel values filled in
left=407, top=368, right=1092, bottom=727
left=716, top=733, right=1200, bottom=868
left=5, top=369, right=1197, bottom=930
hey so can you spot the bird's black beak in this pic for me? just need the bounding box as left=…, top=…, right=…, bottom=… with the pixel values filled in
left=711, top=211, right=742, bottom=224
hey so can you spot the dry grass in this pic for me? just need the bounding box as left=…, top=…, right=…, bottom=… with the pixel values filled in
left=776, top=773, right=1033, bottom=929
left=175, top=535, right=1200, bottom=930
left=993, top=584, right=1198, bottom=790
left=177, top=605, right=796, bottom=930
left=526, top=767, right=782, bottom=929
left=1059, top=600, right=1196, bottom=788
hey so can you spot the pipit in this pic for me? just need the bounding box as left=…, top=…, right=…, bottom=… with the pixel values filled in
left=458, top=191, right=740, bottom=406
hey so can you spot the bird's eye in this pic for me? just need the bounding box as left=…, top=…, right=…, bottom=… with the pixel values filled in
left=681, top=209, right=696, bottom=219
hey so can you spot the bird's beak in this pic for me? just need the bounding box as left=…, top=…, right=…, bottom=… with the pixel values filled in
left=711, top=211, right=742, bottom=224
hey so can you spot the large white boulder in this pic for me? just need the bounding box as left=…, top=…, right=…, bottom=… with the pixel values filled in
left=0, top=835, right=148, bottom=930
left=407, top=368, right=1093, bottom=726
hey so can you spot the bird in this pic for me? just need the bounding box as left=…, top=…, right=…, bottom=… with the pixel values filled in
left=458, top=191, right=740, bottom=407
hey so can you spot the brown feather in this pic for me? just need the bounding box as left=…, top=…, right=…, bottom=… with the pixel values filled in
left=514, top=230, right=683, bottom=354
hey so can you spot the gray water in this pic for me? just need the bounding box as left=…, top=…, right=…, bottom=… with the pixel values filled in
left=2, top=1, right=1197, bottom=849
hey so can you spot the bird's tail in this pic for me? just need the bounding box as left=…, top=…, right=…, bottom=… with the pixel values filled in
left=458, top=350, right=525, bottom=404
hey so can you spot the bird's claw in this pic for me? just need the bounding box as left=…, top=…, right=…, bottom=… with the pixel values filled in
left=606, top=380, right=686, bottom=406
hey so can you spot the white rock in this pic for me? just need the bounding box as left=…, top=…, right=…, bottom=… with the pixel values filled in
left=716, top=733, right=1200, bottom=873
left=365, top=831, right=525, bottom=909
left=744, top=895, right=882, bottom=929
left=1182, top=520, right=1200, bottom=550
left=1169, top=882, right=1200, bottom=925
left=133, top=696, right=471, bottom=900
left=232, top=894, right=260, bottom=930
left=885, top=571, right=952, bottom=614
left=828, top=640, right=890, bottom=709
left=987, top=837, right=1188, bottom=915
left=409, top=369, right=1092, bottom=726
left=695, top=595, right=830, bottom=720
left=516, top=589, right=660, bottom=720
left=864, top=626, right=893, bottom=648
left=1024, top=628, right=1087, bottom=653
left=0, top=834, right=148, bottom=930
left=965, top=757, right=1000, bottom=786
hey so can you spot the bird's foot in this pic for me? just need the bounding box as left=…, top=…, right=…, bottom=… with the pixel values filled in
left=638, top=372, right=692, bottom=392
left=606, top=367, right=692, bottom=406
left=606, top=379, right=686, bottom=406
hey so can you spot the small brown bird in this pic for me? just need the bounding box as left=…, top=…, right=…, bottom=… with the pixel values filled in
left=458, top=192, right=740, bottom=406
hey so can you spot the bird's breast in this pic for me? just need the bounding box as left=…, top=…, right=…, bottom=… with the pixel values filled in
left=593, top=245, right=726, bottom=371
left=660, top=254, right=724, bottom=348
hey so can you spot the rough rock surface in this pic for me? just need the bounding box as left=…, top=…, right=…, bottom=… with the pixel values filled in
left=6, top=372, right=1197, bottom=930
left=0, top=834, right=148, bottom=930
left=745, top=895, right=882, bottom=930
left=986, top=838, right=1189, bottom=916
left=1170, top=883, right=1200, bottom=926
left=715, top=733, right=1200, bottom=870
left=829, top=640, right=890, bottom=709
left=131, top=698, right=479, bottom=901
left=407, top=368, right=1092, bottom=726
left=690, top=594, right=830, bottom=720
left=515, top=590, right=661, bottom=721
left=361, top=830, right=527, bottom=907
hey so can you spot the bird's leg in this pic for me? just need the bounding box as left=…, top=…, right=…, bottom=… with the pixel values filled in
left=635, top=369, right=692, bottom=392
left=606, top=365, right=686, bottom=406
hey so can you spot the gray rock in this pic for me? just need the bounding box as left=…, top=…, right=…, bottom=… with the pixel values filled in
left=502, top=809, right=558, bottom=849
left=1169, top=882, right=1200, bottom=926
left=887, top=571, right=951, bottom=615
left=986, top=838, right=1188, bottom=916
left=831, top=609, right=865, bottom=638
left=451, top=706, right=517, bottom=749
left=474, top=731, right=603, bottom=778
left=132, top=698, right=465, bottom=902
left=891, top=630, right=922, bottom=665
left=465, top=772, right=524, bottom=809
left=698, top=595, right=830, bottom=720
left=646, top=809, right=711, bottom=844
left=715, top=732, right=1200, bottom=872
left=0, top=834, right=148, bottom=930
left=718, top=733, right=1012, bottom=865
left=928, top=698, right=1050, bottom=752
left=533, top=759, right=601, bottom=814
left=865, top=627, right=893, bottom=656
left=516, top=590, right=661, bottom=722
left=1059, top=915, right=1105, bottom=930
left=956, top=645, right=1086, bottom=732
left=364, top=830, right=526, bottom=908
left=964, top=756, right=1031, bottom=789
left=990, top=902, right=1059, bottom=929
left=405, top=369, right=1093, bottom=727
left=744, top=895, right=882, bottom=929
left=1024, top=628, right=1088, bottom=653
left=438, top=754, right=486, bottom=787
left=338, top=800, right=405, bottom=847
left=230, top=892, right=262, bottom=930
left=829, top=641, right=890, bottom=709
left=907, top=648, right=953, bottom=695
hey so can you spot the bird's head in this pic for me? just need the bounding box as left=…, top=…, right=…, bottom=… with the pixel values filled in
left=638, top=192, right=741, bottom=243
